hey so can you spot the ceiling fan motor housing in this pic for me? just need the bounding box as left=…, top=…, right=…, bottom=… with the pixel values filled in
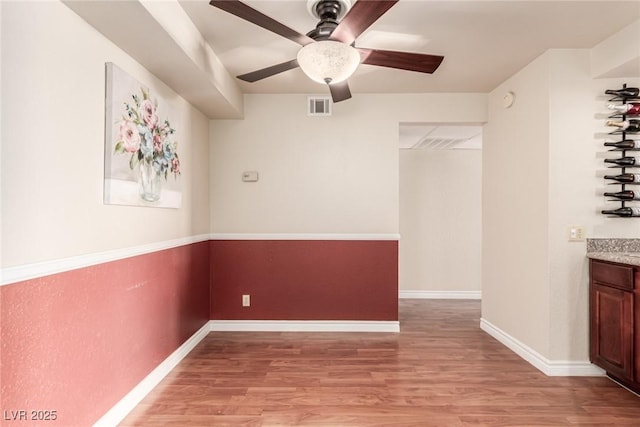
left=306, top=0, right=351, bottom=40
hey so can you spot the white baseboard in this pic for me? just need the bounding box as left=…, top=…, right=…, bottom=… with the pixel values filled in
left=209, top=233, right=401, bottom=241
left=209, top=320, right=400, bottom=333
left=480, top=318, right=605, bottom=377
left=93, top=322, right=210, bottom=427
left=399, top=290, right=481, bottom=300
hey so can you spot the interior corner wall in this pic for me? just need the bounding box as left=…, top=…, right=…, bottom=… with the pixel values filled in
left=399, top=149, right=482, bottom=292
left=482, top=52, right=551, bottom=358
left=1, top=2, right=210, bottom=425
left=545, top=46, right=640, bottom=362
left=544, top=20, right=640, bottom=363
left=545, top=51, right=640, bottom=362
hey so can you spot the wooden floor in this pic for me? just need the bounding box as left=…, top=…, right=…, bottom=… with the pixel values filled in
left=119, top=299, right=639, bottom=426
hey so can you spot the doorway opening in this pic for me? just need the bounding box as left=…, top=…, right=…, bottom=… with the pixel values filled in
left=398, top=123, right=483, bottom=299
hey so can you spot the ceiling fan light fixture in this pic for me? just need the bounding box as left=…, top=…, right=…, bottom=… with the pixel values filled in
left=297, top=40, right=360, bottom=85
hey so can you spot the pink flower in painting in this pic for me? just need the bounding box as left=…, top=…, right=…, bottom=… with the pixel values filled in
left=171, top=157, right=181, bottom=175
left=119, top=120, right=140, bottom=152
left=140, top=99, right=158, bottom=129
left=153, top=134, right=163, bottom=152
left=115, top=88, right=181, bottom=180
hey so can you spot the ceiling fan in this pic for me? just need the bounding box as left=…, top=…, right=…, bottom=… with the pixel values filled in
left=209, top=0, right=444, bottom=103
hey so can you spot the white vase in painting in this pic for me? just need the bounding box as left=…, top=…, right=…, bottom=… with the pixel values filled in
left=139, top=159, right=161, bottom=202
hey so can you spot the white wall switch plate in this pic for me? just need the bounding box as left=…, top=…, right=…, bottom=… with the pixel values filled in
left=242, top=294, right=250, bottom=307
left=568, top=226, right=585, bottom=242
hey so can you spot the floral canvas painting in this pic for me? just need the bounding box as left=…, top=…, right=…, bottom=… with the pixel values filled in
left=104, top=63, right=182, bottom=208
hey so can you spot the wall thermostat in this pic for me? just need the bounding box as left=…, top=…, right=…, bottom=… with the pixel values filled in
left=242, top=171, right=259, bottom=182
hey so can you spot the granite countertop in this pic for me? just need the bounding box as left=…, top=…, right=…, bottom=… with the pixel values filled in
left=587, top=238, right=640, bottom=266
left=587, top=252, right=640, bottom=266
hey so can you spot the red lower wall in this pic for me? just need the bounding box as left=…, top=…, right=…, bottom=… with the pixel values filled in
left=0, top=241, right=210, bottom=427
left=1, top=239, right=398, bottom=425
left=210, top=240, right=398, bottom=321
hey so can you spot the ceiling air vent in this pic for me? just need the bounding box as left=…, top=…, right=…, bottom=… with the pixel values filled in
left=414, top=137, right=474, bottom=150
left=308, top=96, right=332, bottom=116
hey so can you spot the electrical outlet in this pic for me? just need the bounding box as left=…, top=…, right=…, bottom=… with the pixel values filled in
left=242, top=294, right=250, bottom=307
left=568, top=226, right=585, bottom=242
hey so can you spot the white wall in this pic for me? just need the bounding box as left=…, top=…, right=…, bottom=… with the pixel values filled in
left=1, top=1, right=210, bottom=268
left=483, top=52, right=551, bottom=357
left=399, top=149, right=482, bottom=292
left=210, top=93, right=487, bottom=234
left=547, top=50, right=598, bottom=362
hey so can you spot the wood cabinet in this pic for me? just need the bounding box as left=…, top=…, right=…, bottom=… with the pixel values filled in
left=589, top=259, right=640, bottom=392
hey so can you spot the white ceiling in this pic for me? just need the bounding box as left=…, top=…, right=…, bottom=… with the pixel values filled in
left=179, top=0, right=640, bottom=95
left=62, top=0, right=640, bottom=150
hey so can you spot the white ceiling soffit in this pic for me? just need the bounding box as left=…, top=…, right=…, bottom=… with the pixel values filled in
left=63, top=0, right=244, bottom=119
left=399, top=124, right=482, bottom=150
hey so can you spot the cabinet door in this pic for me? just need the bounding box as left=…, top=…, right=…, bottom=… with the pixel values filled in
left=590, top=283, right=634, bottom=381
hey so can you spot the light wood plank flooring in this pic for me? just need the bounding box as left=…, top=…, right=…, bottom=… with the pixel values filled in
left=119, top=299, right=639, bottom=426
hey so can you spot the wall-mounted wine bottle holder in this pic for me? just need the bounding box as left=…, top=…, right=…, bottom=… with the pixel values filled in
left=602, top=83, right=640, bottom=217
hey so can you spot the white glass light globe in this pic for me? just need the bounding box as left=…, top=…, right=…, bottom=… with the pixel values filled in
left=297, top=40, right=360, bottom=84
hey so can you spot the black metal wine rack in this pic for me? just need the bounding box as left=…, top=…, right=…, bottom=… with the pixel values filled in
left=603, top=83, right=640, bottom=217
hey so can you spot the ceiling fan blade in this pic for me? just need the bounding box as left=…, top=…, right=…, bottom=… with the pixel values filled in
left=237, top=59, right=300, bottom=82
left=209, top=0, right=315, bottom=46
left=358, top=48, right=444, bottom=74
left=328, top=81, right=352, bottom=103
left=330, top=0, right=398, bottom=45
